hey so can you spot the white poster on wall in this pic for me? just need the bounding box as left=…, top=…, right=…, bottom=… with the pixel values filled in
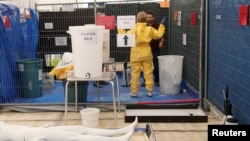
left=55, top=37, right=67, bottom=46
left=117, top=34, right=135, bottom=47
left=117, top=15, right=136, bottom=29
left=62, top=4, right=74, bottom=11
left=45, top=23, right=53, bottom=29
left=182, top=33, right=187, bottom=45
left=177, top=11, right=182, bottom=26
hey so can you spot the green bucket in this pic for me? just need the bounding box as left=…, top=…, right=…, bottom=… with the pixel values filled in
left=62, top=79, right=89, bottom=103
left=17, top=58, right=43, bottom=98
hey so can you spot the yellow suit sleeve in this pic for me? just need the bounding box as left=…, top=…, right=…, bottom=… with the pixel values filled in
left=117, top=29, right=126, bottom=34
left=49, top=63, right=74, bottom=79
left=152, top=24, right=165, bottom=40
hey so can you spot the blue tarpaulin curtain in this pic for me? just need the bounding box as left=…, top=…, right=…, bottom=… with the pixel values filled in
left=21, top=8, right=39, bottom=58
left=0, top=4, right=39, bottom=103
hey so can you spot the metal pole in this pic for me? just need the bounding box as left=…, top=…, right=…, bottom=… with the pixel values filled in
left=199, top=0, right=208, bottom=110
left=76, top=0, right=79, bottom=8
left=203, top=0, right=209, bottom=111
left=168, top=0, right=172, bottom=54
left=94, top=0, right=97, bottom=24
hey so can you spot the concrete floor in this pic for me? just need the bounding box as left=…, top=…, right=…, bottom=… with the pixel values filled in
left=0, top=105, right=223, bottom=141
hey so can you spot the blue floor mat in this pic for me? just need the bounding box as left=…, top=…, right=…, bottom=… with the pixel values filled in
left=15, top=73, right=200, bottom=105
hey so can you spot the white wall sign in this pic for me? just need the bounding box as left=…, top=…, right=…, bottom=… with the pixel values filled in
left=177, top=11, right=182, bottom=26
left=45, top=23, right=53, bottom=29
left=117, top=15, right=136, bottom=29
left=55, top=37, right=67, bottom=46
left=80, top=30, right=98, bottom=45
left=182, top=33, right=187, bottom=45
left=117, top=34, right=135, bottom=47
left=216, top=15, right=221, bottom=19
left=62, top=4, right=74, bottom=11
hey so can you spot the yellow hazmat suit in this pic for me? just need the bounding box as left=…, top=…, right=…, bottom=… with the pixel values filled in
left=49, top=62, right=73, bottom=79
left=119, top=11, right=165, bottom=96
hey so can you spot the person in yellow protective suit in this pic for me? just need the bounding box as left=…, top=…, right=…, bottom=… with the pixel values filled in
left=119, top=11, right=165, bottom=97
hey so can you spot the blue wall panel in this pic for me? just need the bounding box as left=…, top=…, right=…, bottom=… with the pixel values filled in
left=208, top=0, right=250, bottom=124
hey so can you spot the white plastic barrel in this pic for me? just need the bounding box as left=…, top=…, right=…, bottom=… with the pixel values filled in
left=67, top=25, right=105, bottom=78
left=158, top=55, right=184, bottom=95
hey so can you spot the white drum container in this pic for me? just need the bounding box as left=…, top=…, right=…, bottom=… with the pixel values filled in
left=158, top=55, right=184, bottom=95
left=67, top=25, right=105, bottom=78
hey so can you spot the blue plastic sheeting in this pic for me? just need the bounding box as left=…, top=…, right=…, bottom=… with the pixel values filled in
left=21, top=8, right=39, bottom=58
left=1, top=4, right=23, bottom=60
left=0, top=4, right=39, bottom=103
left=16, top=78, right=200, bottom=105
left=0, top=17, right=17, bottom=102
